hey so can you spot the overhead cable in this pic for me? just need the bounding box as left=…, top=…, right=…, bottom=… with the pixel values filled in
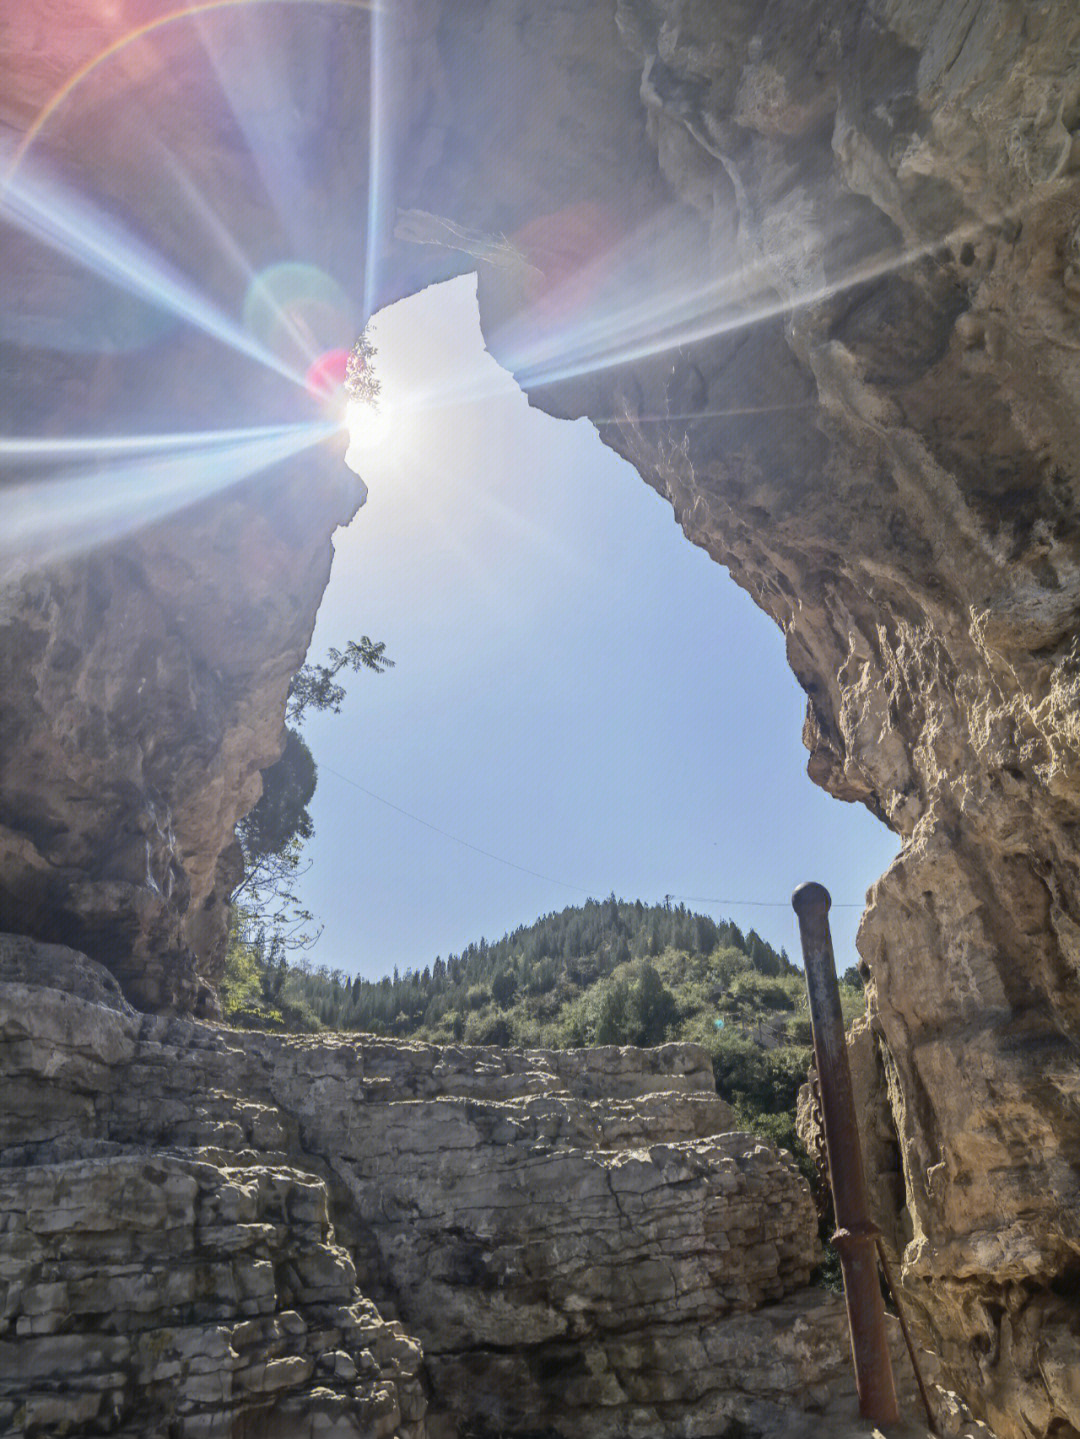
left=320, top=763, right=865, bottom=909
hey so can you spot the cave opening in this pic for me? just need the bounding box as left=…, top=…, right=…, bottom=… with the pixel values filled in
left=9, top=4, right=1080, bottom=1436
left=290, top=274, right=899, bottom=983
left=0, top=0, right=907, bottom=995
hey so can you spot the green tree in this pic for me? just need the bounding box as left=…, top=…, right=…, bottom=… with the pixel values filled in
left=491, top=969, right=518, bottom=1008
left=241, top=728, right=317, bottom=861
left=629, top=961, right=678, bottom=1046
left=220, top=934, right=264, bottom=1019
left=285, top=638, right=393, bottom=724
left=345, top=328, right=381, bottom=406
left=593, top=977, right=631, bottom=1045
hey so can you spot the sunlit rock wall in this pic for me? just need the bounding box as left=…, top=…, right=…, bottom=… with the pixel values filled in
left=579, top=11, right=1080, bottom=1439
left=4, top=2, right=1080, bottom=1435
left=1, top=938, right=866, bottom=1439
left=0, top=472, right=364, bottom=1014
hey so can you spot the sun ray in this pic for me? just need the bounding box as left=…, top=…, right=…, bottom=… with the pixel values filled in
left=590, top=401, right=819, bottom=426
left=4, top=1, right=381, bottom=385
left=362, top=0, right=389, bottom=320
left=155, top=142, right=319, bottom=368
left=191, top=5, right=319, bottom=258
left=3, top=421, right=337, bottom=565
left=385, top=202, right=970, bottom=417
left=1, top=156, right=310, bottom=385
left=0, top=421, right=320, bottom=458
left=502, top=221, right=986, bottom=391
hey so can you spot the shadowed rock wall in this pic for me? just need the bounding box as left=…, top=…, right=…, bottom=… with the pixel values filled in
left=0, top=471, right=362, bottom=1014
left=4, top=3, right=1080, bottom=1435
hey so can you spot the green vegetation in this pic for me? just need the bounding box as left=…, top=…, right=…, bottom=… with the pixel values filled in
left=225, top=636, right=394, bottom=974
left=221, top=896, right=866, bottom=1165
left=345, top=327, right=381, bottom=405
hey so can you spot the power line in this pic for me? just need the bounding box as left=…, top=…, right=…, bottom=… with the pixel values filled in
left=319, top=763, right=594, bottom=894
left=320, top=762, right=867, bottom=911
left=672, top=894, right=863, bottom=909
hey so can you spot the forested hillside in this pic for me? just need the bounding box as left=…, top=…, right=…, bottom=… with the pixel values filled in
left=223, top=897, right=866, bottom=1157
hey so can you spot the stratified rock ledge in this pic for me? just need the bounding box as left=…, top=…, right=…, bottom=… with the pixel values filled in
left=0, top=933, right=968, bottom=1439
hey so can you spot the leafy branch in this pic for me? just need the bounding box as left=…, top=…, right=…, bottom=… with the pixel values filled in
left=286, top=638, right=394, bottom=725
left=225, top=635, right=393, bottom=988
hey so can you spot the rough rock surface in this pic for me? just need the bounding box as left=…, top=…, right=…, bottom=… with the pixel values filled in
left=0, top=0, right=374, bottom=1012
left=5, top=3, right=1080, bottom=1437
left=0, top=938, right=428, bottom=1439
left=0, top=474, right=363, bottom=1015
left=0, top=935, right=895, bottom=1437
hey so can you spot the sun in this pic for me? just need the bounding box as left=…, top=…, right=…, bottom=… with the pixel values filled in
left=343, top=396, right=391, bottom=474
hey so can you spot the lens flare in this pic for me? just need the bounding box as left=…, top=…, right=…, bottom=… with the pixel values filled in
left=1, top=157, right=309, bottom=386
left=4, top=0, right=378, bottom=187
left=3, top=421, right=336, bottom=566
left=510, top=202, right=622, bottom=321
left=305, top=347, right=351, bottom=401
left=2, top=0, right=377, bottom=390
left=243, top=262, right=356, bottom=371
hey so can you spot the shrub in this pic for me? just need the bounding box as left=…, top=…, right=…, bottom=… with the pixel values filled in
left=788, top=1016, right=814, bottom=1045
left=730, top=972, right=796, bottom=1011
left=491, top=970, right=519, bottom=1007
left=710, top=1033, right=812, bottom=1116
left=221, top=940, right=263, bottom=1019
left=466, top=1012, right=514, bottom=1046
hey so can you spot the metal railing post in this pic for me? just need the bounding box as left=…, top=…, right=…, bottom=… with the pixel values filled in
left=792, top=881, right=900, bottom=1427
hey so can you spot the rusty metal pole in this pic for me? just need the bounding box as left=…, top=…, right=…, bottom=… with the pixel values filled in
left=792, top=881, right=900, bottom=1427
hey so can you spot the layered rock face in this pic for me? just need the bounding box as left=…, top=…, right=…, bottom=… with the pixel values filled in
left=5, top=3, right=1080, bottom=1437
left=1, top=936, right=883, bottom=1438
left=0, top=937, right=430, bottom=1439
left=0, top=468, right=363, bottom=1015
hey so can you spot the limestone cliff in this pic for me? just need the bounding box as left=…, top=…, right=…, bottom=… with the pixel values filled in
left=2, top=936, right=884, bottom=1438
left=4, top=3, right=1080, bottom=1436
left=0, top=468, right=362, bottom=1015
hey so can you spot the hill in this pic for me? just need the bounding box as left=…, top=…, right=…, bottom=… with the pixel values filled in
left=223, top=896, right=866, bottom=1160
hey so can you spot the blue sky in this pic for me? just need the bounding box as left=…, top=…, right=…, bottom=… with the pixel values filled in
left=296, top=276, right=899, bottom=980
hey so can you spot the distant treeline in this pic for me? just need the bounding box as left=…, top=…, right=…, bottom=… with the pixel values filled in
left=225, top=896, right=795, bottom=1037
left=223, top=895, right=866, bottom=1180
